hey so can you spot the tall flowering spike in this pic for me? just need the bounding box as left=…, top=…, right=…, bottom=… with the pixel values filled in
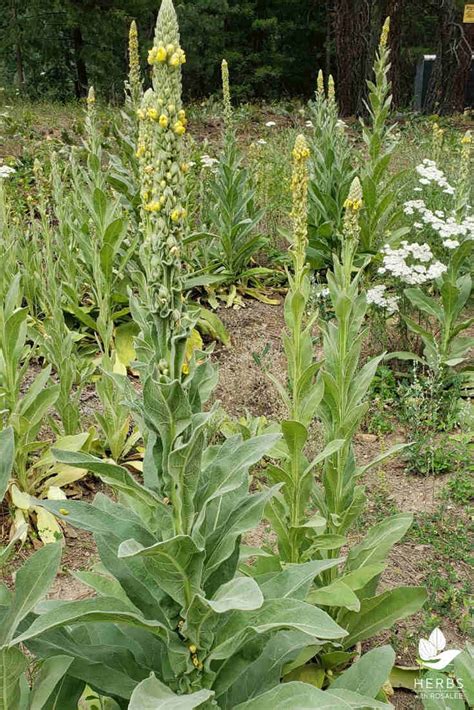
left=460, top=130, right=472, bottom=180
left=221, top=59, right=232, bottom=129
left=457, top=130, right=472, bottom=218
left=432, top=122, right=444, bottom=162
left=137, top=0, right=190, bottom=376
left=291, top=134, right=310, bottom=281
left=343, top=176, right=363, bottom=242
left=328, top=74, right=335, bottom=103
left=128, top=20, right=142, bottom=107
left=317, top=69, right=325, bottom=98
left=86, top=85, right=95, bottom=105
left=379, top=16, right=390, bottom=51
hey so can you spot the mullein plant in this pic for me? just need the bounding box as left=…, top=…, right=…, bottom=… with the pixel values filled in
left=65, top=89, right=135, bottom=364
left=190, top=58, right=268, bottom=306
left=307, top=71, right=355, bottom=269
left=265, top=135, right=344, bottom=563
left=15, top=5, right=396, bottom=707
left=358, top=17, right=408, bottom=257
left=264, top=163, right=426, bottom=685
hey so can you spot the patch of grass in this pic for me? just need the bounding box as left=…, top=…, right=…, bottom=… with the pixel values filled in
left=442, top=470, right=474, bottom=506
left=409, top=506, right=472, bottom=633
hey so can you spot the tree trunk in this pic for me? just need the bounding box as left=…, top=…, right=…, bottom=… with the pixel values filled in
left=334, top=0, right=373, bottom=115
left=72, top=25, right=88, bottom=98
left=425, top=0, right=472, bottom=114
left=11, top=2, right=25, bottom=88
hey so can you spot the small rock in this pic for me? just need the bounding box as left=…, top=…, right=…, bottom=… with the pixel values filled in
left=358, top=434, right=377, bottom=443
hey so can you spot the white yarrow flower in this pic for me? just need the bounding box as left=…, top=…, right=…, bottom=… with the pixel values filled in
left=0, top=165, right=16, bottom=179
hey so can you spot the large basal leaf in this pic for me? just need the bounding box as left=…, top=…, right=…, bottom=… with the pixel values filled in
left=331, top=645, right=395, bottom=698
left=28, top=655, right=73, bottom=710
left=421, top=670, right=465, bottom=710
left=0, top=647, right=27, bottom=710
left=308, top=580, right=361, bottom=612
left=118, top=535, right=205, bottom=607
left=27, top=625, right=142, bottom=701
left=325, top=688, right=393, bottom=708
left=128, top=673, right=214, bottom=710
left=207, top=576, right=264, bottom=613
left=0, top=543, right=62, bottom=646
left=204, top=486, right=279, bottom=583
left=167, top=415, right=208, bottom=532
left=12, top=597, right=171, bottom=646
left=233, top=681, right=392, bottom=709
left=52, top=450, right=170, bottom=527
left=215, top=630, right=321, bottom=707
left=0, top=428, right=14, bottom=503
left=342, top=587, right=427, bottom=649
left=345, top=513, right=413, bottom=572
left=37, top=497, right=154, bottom=548
left=454, top=646, right=474, bottom=707
left=259, top=558, right=344, bottom=602
left=196, top=434, right=280, bottom=516
left=210, top=598, right=346, bottom=661
left=95, top=534, right=173, bottom=625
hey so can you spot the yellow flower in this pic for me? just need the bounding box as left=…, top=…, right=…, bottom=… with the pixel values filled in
left=159, top=114, right=169, bottom=128
left=178, top=109, right=186, bottom=121
left=461, top=132, right=472, bottom=145
left=292, top=141, right=310, bottom=161
left=148, top=45, right=167, bottom=64
left=180, top=162, right=189, bottom=173
left=156, top=45, right=167, bottom=62
left=182, top=362, right=190, bottom=375
left=147, top=107, right=159, bottom=121
left=344, top=198, right=362, bottom=211
left=170, top=208, right=181, bottom=221
left=145, top=200, right=161, bottom=212
left=169, top=53, right=181, bottom=67
left=175, top=48, right=186, bottom=65
left=173, top=121, right=186, bottom=136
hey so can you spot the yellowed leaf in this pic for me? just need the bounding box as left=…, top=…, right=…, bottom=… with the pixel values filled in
left=44, top=465, right=88, bottom=489
left=35, top=507, right=62, bottom=544
left=10, top=484, right=31, bottom=511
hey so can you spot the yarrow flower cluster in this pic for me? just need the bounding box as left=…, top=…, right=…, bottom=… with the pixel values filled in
left=366, top=285, right=399, bottom=314
left=0, top=165, right=16, bottom=179
left=378, top=242, right=447, bottom=285
left=416, top=159, right=454, bottom=195
left=404, top=198, right=474, bottom=249
left=200, top=154, right=219, bottom=169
